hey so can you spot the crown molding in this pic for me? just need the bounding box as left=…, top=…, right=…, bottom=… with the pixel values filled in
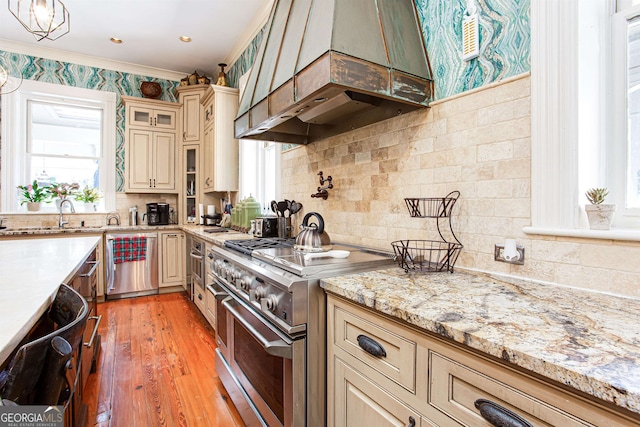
left=223, top=0, right=273, bottom=67
left=0, top=39, right=185, bottom=81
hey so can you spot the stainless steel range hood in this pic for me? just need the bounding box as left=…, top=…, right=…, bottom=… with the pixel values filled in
left=235, top=0, right=433, bottom=145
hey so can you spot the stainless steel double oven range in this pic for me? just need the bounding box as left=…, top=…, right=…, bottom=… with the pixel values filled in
left=208, top=238, right=394, bottom=427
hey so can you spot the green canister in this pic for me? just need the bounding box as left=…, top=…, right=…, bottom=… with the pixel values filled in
left=243, top=195, right=262, bottom=230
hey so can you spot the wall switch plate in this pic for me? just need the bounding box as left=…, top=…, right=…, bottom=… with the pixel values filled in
left=494, top=244, right=525, bottom=265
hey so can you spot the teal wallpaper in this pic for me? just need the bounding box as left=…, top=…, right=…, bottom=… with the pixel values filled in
left=0, top=50, right=179, bottom=192
left=227, top=0, right=531, bottom=100
left=226, top=29, right=265, bottom=90
left=415, top=0, right=530, bottom=99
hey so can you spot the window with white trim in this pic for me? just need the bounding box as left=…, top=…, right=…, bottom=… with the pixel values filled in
left=528, top=0, right=640, bottom=237
left=1, top=79, right=116, bottom=212
left=612, top=1, right=640, bottom=226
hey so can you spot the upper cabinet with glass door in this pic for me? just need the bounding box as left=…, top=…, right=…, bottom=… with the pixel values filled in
left=127, top=103, right=177, bottom=130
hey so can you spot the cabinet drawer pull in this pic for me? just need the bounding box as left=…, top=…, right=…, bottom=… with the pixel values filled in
left=356, top=334, right=387, bottom=358
left=407, top=416, right=415, bottom=427
left=474, top=399, right=533, bottom=427
left=84, top=315, right=102, bottom=348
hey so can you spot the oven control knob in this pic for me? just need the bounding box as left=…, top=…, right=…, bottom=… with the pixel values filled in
left=253, top=286, right=266, bottom=300
left=224, top=266, right=235, bottom=281
left=240, top=276, right=252, bottom=291
left=265, top=294, right=278, bottom=312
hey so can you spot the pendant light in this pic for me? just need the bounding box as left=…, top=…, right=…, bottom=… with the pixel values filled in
left=0, top=57, right=22, bottom=95
left=8, top=0, right=70, bottom=41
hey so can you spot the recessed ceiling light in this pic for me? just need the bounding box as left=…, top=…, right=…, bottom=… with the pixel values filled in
left=180, top=36, right=192, bottom=42
left=110, top=37, right=123, bottom=44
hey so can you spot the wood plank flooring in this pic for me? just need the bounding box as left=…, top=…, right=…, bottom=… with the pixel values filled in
left=83, top=291, right=244, bottom=427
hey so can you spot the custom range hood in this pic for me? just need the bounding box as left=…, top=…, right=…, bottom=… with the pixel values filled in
left=235, top=0, right=433, bottom=145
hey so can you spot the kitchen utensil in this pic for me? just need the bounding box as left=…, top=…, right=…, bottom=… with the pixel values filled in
left=289, top=201, right=303, bottom=215
left=271, top=200, right=279, bottom=215
left=277, top=201, right=288, bottom=218
left=303, top=250, right=350, bottom=261
left=294, top=212, right=332, bottom=252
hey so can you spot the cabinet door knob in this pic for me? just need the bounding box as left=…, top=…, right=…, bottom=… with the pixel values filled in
left=474, top=399, right=533, bottom=427
left=356, top=334, right=387, bottom=358
left=407, top=416, right=416, bottom=427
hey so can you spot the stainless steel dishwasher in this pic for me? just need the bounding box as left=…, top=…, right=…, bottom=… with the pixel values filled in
left=105, top=232, right=158, bottom=298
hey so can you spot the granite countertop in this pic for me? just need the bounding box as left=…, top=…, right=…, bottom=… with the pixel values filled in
left=321, top=269, right=640, bottom=416
left=0, top=235, right=102, bottom=365
left=0, top=224, right=182, bottom=236
left=0, top=224, right=252, bottom=247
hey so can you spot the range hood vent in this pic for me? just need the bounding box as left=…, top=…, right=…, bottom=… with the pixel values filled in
left=235, top=0, right=433, bottom=145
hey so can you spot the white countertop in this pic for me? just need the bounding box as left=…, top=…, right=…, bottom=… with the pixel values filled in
left=0, top=235, right=101, bottom=365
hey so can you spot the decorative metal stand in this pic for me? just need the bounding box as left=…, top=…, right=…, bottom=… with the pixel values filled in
left=392, top=191, right=463, bottom=273
left=311, top=171, right=333, bottom=200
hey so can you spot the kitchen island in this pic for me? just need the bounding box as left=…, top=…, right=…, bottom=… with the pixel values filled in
left=0, top=235, right=101, bottom=365
left=322, top=268, right=640, bottom=424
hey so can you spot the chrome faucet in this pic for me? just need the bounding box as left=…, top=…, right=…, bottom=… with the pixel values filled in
left=58, top=199, right=75, bottom=228
left=106, top=211, right=121, bottom=226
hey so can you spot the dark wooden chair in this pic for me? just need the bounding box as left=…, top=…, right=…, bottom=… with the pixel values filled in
left=0, top=283, right=88, bottom=405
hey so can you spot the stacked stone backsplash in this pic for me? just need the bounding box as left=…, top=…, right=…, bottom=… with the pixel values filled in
left=281, top=74, right=640, bottom=299
left=1, top=193, right=178, bottom=229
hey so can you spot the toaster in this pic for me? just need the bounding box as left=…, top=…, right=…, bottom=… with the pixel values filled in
left=254, top=216, right=278, bottom=237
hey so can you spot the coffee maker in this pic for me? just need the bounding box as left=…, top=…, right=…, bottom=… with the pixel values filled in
left=146, top=203, right=170, bottom=225
left=146, top=203, right=160, bottom=225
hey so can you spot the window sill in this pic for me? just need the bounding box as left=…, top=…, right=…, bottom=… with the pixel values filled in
left=523, top=226, right=640, bottom=242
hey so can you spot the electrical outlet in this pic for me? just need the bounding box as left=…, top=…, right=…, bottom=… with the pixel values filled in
left=494, top=244, right=525, bottom=265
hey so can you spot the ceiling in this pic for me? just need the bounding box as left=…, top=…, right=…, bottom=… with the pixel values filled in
left=0, top=0, right=272, bottom=79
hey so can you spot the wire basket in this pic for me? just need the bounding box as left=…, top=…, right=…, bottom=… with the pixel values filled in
left=404, top=191, right=460, bottom=218
left=391, top=240, right=462, bottom=273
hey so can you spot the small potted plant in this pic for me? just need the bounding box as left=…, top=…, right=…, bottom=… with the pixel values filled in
left=74, top=185, right=101, bottom=212
left=17, top=180, right=49, bottom=211
left=585, top=187, right=615, bottom=230
left=47, top=182, right=80, bottom=209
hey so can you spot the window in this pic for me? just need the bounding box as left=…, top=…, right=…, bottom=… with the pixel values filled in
left=1, top=79, right=116, bottom=212
left=528, top=0, right=640, bottom=238
left=612, top=2, right=640, bottom=227
left=239, top=139, right=280, bottom=211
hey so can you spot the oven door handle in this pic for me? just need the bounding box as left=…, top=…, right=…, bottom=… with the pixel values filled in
left=222, top=297, right=293, bottom=359
left=207, top=283, right=228, bottom=300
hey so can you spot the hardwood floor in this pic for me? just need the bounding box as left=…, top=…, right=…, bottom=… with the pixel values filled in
left=83, top=291, right=244, bottom=427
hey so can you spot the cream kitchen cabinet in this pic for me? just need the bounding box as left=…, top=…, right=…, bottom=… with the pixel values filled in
left=159, top=231, right=184, bottom=288
left=175, top=85, right=207, bottom=224
left=126, top=129, right=176, bottom=191
left=126, top=104, right=177, bottom=130
left=175, top=85, right=206, bottom=143
left=327, top=295, right=639, bottom=427
left=122, top=96, right=180, bottom=193
left=200, top=85, right=239, bottom=192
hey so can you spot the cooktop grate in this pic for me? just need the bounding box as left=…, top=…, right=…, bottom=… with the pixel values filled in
left=224, top=238, right=296, bottom=255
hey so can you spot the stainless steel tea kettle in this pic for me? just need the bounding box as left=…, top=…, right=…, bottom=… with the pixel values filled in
left=294, top=212, right=332, bottom=252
